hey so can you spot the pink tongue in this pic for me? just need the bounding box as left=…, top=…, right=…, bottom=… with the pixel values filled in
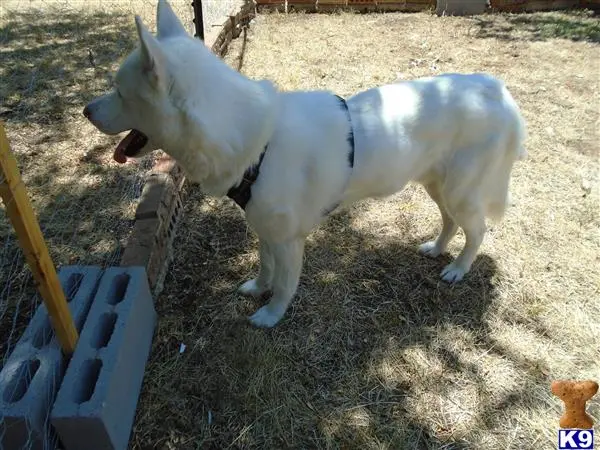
left=114, top=132, right=135, bottom=164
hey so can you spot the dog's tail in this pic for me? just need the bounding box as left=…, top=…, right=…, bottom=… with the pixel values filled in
left=500, top=82, right=528, bottom=159
left=486, top=88, right=527, bottom=222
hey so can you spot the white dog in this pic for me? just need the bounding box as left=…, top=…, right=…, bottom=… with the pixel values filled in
left=84, top=0, right=527, bottom=327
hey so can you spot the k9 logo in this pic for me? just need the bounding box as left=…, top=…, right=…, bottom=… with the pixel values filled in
left=558, top=429, right=594, bottom=450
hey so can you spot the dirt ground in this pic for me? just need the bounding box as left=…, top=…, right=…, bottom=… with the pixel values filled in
left=129, top=8, right=600, bottom=450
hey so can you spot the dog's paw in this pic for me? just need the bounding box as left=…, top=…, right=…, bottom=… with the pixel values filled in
left=440, top=263, right=466, bottom=283
left=248, top=305, right=284, bottom=328
left=238, top=279, right=269, bottom=298
left=418, top=241, right=443, bottom=258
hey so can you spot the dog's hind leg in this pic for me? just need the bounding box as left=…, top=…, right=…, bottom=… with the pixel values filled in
left=249, top=237, right=305, bottom=327
left=419, top=181, right=458, bottom=258
left=239, top=238, right=274, bottom=298
left=440, top=202, right=486, bottom=283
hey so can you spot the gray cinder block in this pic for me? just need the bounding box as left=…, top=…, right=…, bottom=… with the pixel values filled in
left=436, top=0, right=488, bottom=15
left=50, top=267, right=156, bottom=450
left=0, top=266, right=103, bottom=450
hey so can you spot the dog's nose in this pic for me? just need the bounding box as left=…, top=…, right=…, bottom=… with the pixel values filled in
left=82, top=105, right=91, bottom=119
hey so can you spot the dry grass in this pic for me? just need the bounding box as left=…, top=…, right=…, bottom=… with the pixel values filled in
left=0, top=1, right=193, bottom=362
left=131, top=9, right=600, bottom=450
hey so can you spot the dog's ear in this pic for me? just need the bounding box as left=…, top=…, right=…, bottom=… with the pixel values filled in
left=157, top=0, right=188, bottom=39
left=135, top=16, right=167, bottom=89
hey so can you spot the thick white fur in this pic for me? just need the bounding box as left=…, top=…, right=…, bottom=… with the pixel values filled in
left=84, top=0, right=527, bottom=327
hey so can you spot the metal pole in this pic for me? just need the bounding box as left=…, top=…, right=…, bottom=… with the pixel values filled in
left=192, top=1, right=205, bottom=41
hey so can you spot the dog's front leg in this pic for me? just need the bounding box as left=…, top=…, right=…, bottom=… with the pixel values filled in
left=238, top=238, right=274, bottom=298
left=248, top=237, right=305, bottom=328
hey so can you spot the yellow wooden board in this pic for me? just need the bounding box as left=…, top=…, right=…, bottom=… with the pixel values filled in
left=0, top=121, right=78, bottom=354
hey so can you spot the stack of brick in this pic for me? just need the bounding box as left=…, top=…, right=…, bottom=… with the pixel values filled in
left=120, top=155, right=186, bottom=297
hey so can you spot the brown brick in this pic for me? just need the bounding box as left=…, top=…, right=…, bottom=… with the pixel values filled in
left=151, top=155, right=186, bottom=190
left=147, top=192, right=184, bottom=290
left=120, top=218, right=160, bottom=269
left=135, top=173, right=176, bottom=220
left=146, top=233, right=167, bottom=290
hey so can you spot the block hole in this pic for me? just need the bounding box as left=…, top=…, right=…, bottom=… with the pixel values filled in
left=91, top=313, right=117, bottom=349
left=107, top=273, right=130, bottom=305
left=168, top=208, right=180, bottom=236
left=73, top=359, right=102, bottom=404
left=173, top=199, right=182, bottom=215
left=3, top=359, right=41, bottom=403
left=31, top=317, right=54, bottom=348
left=65, top=273, right=84, bottom=302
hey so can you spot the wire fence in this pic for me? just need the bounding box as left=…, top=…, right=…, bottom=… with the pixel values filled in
left=0, top=0, right=230, bottom=448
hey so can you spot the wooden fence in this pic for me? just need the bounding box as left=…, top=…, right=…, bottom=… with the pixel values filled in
left=489, top=0, right=595, bottom=12
left=254, top=0, right=599, bottom=12
left=256, top=0, right=435, bottom=11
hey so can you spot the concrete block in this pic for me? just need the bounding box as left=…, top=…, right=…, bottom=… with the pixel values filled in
left=436, top=0, right=488, bottom=15
left=51, top=267, right=156, bottom=450
left=0, top=266, right=103, bottom=450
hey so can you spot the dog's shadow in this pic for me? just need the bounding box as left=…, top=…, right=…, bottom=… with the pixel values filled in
left=136, top=188, right=506, bottom=449
left=290, top=206, right=500, bottom=331
left=175, top=188, right=500, bottom=331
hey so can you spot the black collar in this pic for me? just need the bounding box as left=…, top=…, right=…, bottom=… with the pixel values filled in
left=226, top=94, right=355, bottom=211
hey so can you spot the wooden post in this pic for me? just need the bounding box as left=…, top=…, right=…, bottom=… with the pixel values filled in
left=0, top=121, right=78, bottom=354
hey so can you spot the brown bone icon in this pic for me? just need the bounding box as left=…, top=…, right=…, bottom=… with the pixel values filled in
left=551, top=380, right=598, bottom=429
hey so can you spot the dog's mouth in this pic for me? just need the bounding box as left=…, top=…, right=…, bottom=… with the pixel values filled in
left=114, top=129, right=148, bottom=164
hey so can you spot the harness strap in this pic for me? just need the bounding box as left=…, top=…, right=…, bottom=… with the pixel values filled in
left=322, top=95, right=355, bottom=215
left=226, top=149, right=266, bottom=210
left=335, top=95, right=355, bottom=167
left=227, top=94, right=355, bottom=211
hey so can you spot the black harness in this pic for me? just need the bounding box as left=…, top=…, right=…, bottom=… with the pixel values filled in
left=335, top=95, right=355, bottom=168
left=225, top=149, right=266, bottom=210
left=227, top=94, right=355, bottom=210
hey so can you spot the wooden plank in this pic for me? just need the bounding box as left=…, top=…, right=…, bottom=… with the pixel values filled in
left=0, top=121, right=78, bottom=355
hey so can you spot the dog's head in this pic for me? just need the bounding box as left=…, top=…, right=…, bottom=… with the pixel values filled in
left=83, top=0, right=190, bottom=163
